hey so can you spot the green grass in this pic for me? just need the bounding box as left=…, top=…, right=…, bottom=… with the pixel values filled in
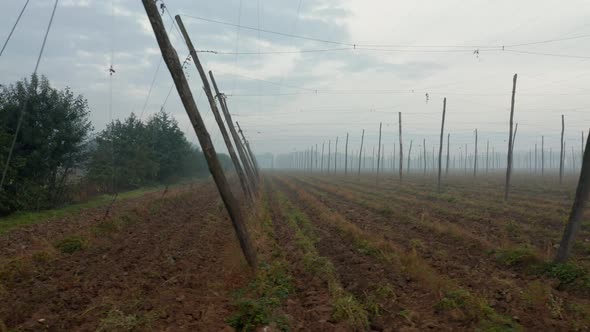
left=0, top=186, right=164, bottom=235
left=54, top=236, right=87, bottom=254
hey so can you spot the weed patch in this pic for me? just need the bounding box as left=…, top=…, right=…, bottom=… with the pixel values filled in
left=54, top=236, right=86, bottom=254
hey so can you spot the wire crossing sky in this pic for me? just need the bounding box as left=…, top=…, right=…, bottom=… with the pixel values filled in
left=1, top=0, right=589, bottom=155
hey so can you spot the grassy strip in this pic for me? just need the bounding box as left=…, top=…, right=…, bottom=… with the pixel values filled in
left=226, top=190, right=294, bottom=332
left=278, top=177, right=521, bottom=331
left=275, top=191, right=369, bottom=331
left=0, top=186, right=164, bottom=235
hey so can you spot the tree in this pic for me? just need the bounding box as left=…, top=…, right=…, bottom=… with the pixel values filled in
left=0, top=74, right=92, bottom=214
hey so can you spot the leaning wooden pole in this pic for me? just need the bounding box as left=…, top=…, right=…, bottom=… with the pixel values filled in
left=445, top=133, right=450, bottom=176
left=398, top=112, right=403, bottom=182
left=236, top=121, right=260, bottom=178
left=560, top=115, right=565, bottom=184
left=438, top=98, right=446, bottom=191
left=504, top=73, right=517, bottom=201
left=142, top=6, right=256, bottom=267
left=345, top=133, right=349, bottom=175
left=358, top=129, right=364, bottom=177
left=407, top=140, right=413, bottom=173
left=209, top=71, right=257, bottom=192
left=555, top=133, right=590, bottom=262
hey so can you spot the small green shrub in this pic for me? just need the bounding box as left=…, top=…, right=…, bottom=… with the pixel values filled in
left=227, top=262, right=292, bottom=332
left=54, top=236, right=86, bottom=254
left=493, top=246, right=538, bottom=267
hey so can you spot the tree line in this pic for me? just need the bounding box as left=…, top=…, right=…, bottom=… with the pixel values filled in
left=0, top=74, right=231, bottom=216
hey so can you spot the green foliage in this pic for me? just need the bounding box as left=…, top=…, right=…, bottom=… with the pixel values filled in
left=332, top=295, right=369, bottom=330
left=493, top=246, right=539, bottom=268
left=0, top=74, right=92, bottom=215
left=547, top=263, right=586, bottom=284
left=97, top=309, right=154, bottom=332
left=435, top=289, right=470, bottom=311
left=54, top=236, right=86, bottom=254
left=86, top=110, right=231, bottom=192
left=228, top=262, right=293, bottom=331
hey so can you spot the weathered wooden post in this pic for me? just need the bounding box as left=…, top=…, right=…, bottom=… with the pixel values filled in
left=486, top=140, right=489, bottom=174
left=438, top=98, right=446, bottom=191
left=446, top=133, right=450, bottom=176
left=474, top=129, right=478, bottom=177
left=398, top=112, right=403, bottom=182
left=209, top=71, right=257, bottom=191
left=321, top=142, right=325, bottom=173
left=335, top=136, right=339, bottom=173
left=358, top=129, right=364, bottom=177
left=344, top=133, right=349, bottom=175
left=423, top=139, right=427, bottom=175
left=407, top=140, right=413, bottom=173
left=143, top=6, right=256, bottom=267
left=542, top=136, right=545, bottom=175
left=236, top=122, right=260, bottom=178
left=377, top=123, right=382, bottom=180
left=175, top=19, right=253, bottom=200
left=560, top=115, right=565, bottom=184
left=328, top=140, right=331, bottom=173
left=504, top=73, right=517, bottom=201
left=555, top=133, right=590, bottom=262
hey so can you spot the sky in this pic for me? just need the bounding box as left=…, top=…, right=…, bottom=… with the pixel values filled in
left=1, top=0, right=590, bottom=158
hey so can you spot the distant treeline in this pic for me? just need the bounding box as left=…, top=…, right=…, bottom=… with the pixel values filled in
left=0, top=74, right=230, bottom=216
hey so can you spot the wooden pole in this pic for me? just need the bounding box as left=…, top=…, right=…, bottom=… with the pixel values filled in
left=541, top=136, right=545, bottom=176
left=438, top=98, right=446, bottom=191
left=446, top=133, right=450, bottom=176
left=555, top=133, right=590, bottom=262
left=474, top=129, right=478, bottom=177
left=407, top=140, right=413, bottom=173
left=328, top=140, right=331, bottom=173
left=486, top=140, right=489, bottom=174
left=175, top=20, right=254, bottom=200
left=505, top=73, right=517, bottom=201
left=143, top=6, right=256, bottom=267
left=236, top=122, right=259, bottom=178
left=321, top=142, right=325, bottom=172
left=423, top=138, right=427, bottom=175
left=345, top=133, right=349, bottom=175
left=358, top=129, right=364, bottom=177
left=209, top=71, right=257, bottom=191
left=560, top=115, right=565, bottom=184
left=335, top=136, right=338, bottom=173
left=398, top=112, right=403, bottom=182
left=377, top=123, right=382, bottom=180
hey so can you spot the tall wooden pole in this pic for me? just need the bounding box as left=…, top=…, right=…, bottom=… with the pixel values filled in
left=377, top=123, right=382, bottom=179
left=541, top=136, right=545, bottom=176
left=407, top=140, right=413, bottom=173
left=328, top=140, right=331, bottom=173
left=176, top=19, right=253, bottom=200
left=505, top=73, right=517, bottom=201
left=560, top=115, right=565, bottom=184
left=345, top=133, right=349, bottom=175
left=486, top=140, right=489, bottom=174
left=335, top=137, right=339, bottom=173
left=423, top=138, right=427, bottom=175
left=321, top=142, right=325, bottom=172
left=143, top=6, right=256, bottom=267
left=358, top=129, right=364, bottom=177
left=236, top=122, right=259, bottom=177
left=209, top=71, right=257, bottom=191
left=438, top=98, right=446, bottom=191
left=555, top=133, right=590, bottom=262
left=474, top=129, right=478, bottom=177
left=446, top=133, right=450, bottom=176
left=398, top=112, right=403, bottom=182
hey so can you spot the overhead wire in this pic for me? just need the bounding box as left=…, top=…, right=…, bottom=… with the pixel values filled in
left=1, top=0, right=59, bottom=190
left=0, top=0, right=31, bottom=57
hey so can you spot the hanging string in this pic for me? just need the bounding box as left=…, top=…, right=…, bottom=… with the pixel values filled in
left=0, top=0, right=31, bottom=57
left=0, top=0, right=59, bottom=191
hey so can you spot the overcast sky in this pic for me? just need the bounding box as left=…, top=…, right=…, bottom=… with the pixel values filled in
left=1, top=0, right=590, bottom=157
